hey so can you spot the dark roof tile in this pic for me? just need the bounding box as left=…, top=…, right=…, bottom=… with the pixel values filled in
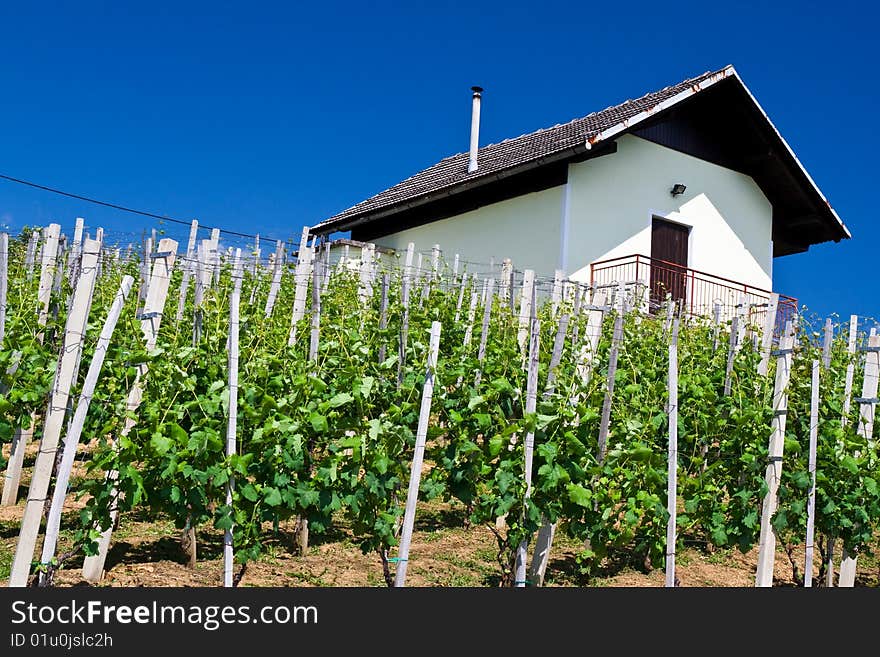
left=314, top=67, right=727, bottom=233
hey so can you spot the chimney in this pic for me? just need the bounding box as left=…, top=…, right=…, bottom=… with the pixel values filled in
left=468, top=86, right=483, bottom=173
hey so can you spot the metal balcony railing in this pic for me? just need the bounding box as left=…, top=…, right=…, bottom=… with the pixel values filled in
left=589, top=253, right=798, bottom=331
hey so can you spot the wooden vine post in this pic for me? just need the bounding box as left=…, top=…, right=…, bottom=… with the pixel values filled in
left=224, top=256, right=243, bottom=587
left=8, top=237, right=101, bottom=587
left=755, top=320, right=795, bottom=587
left=39, top=274, right=135, bottom=581
left=804, top=359, right=820, bottom=587
left=514, top=312, right=541, bottom=588
left=838, top=332, right=880, bottom=587
left=665, top=317, right=680, bottom=587
left=392, top=321, right=442, bottom=587
left=81, top=238, right=178, bottom=583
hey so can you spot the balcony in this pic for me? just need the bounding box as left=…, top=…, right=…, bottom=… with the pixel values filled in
left=589, top=254, right=798, bottom=331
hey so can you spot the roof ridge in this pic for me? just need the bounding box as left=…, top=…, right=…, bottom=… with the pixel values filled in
left=447, top=66, right=727, bottom=156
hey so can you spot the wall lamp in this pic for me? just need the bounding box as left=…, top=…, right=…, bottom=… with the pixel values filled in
left=670, top=183, right=687, bottom=197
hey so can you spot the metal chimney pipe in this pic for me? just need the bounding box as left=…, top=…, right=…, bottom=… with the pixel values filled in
left=468, top=86, right=483, bottom=173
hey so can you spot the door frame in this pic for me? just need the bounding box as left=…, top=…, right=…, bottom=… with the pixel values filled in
left=647, top=209, right=693, bottom=268
left=647, top=210, right=693, bottom=312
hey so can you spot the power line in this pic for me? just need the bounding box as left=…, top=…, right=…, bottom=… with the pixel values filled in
left=0, top=172, right=263, bottom=240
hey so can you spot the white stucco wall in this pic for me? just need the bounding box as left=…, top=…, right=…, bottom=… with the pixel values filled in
left=360, top=134, right=773, bottom=309
left=565, top=134, right=773, bottom=291
left=369, top=185, right=564, bottom=276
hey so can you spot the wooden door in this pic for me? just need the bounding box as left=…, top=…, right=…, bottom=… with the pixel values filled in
left=650, top=218, right=689, bottom=309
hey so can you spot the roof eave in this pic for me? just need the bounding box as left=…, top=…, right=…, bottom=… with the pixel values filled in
left=583, top=65, right=849, bottom=242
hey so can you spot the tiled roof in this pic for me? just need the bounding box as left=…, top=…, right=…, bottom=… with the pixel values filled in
left=313, top=67, right=729, bottom=233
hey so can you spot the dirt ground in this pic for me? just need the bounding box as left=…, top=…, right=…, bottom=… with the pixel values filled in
left=1, top=441, right=877, bottom=588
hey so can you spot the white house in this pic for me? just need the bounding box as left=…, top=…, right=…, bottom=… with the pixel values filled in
left=311, top=66, right=849, bottom=317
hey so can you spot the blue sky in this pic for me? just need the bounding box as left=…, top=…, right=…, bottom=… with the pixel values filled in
left=0, top=1, right=875, bottom=323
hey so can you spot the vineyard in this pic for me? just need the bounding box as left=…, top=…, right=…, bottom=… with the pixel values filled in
left=1, top=220, right=879, bottom=588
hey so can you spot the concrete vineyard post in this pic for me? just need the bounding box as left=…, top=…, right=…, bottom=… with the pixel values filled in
left=39, top=275, right=135, bottom=581
left=431, top=244, right=440, bottom=281
left=252, top=233, right=261, bottom=276
left=723, top=313, right=739, bottom=396
left=804, top=359, right=820, bottom=587
left=67, top=217, right=84, bottom=286
left=36, top=223, right=60, bottom=328
left=377, top=273, right=390, bottom=363
left=24, top=228, right=39, bottom=280
left=308, top=255, right=321, bottom=363
left=192, top=239, right=212, bottom=345
left=397, top=243, right=414, bottom=386
left=3, top=224, right=60, bottom=505
left=392, top=321, right=441, bottom=587
left=551, top=269, right=564, bottom=316
left=9, top=238, right=101, bottom=587
left=0, top=233, right=7, bottom=349
left=500, top=259, right=512, bottom=301
left=288, top=230, right=314, bottom=346
left=822, top=317, right=833, bottom=369
left=139, top=236, right=153, bottom=310
left=528, top=312, right=569, bottom=585
left=712, top=302, right=721, bottom=352
left=838, top=333, right=880, bottom=586
left=665, top=317, right=680, bottom=587
left=463, top=284, right=479, bottom=348
left=597, top=310, right=624, bottom=463
left=755, top=320, right=795, bottom=587
left=517, top=269, right=536, bottom=354
left=473, top=278, right=495, bottom=388
left=263, top=240, right=284, bottom=318
left=734, top=294, right=747, bottom=352
left=82, top=239, right=178, bottom=584
left=175, top=220, right=199, bottom=322
left=224, top=257, right=243, bottom=587
left=210, top=227, right=221, bottom=286
left=514, top=312, right=540, bottom=588
left=757, top=293, right=779, bottom=376
left=454, top=272, right=468, bottom=322
left=841, top=314, right=858, bottom=425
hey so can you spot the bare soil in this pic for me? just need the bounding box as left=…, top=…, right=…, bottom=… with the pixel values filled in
left=1, top=441, right=877, bottom=588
